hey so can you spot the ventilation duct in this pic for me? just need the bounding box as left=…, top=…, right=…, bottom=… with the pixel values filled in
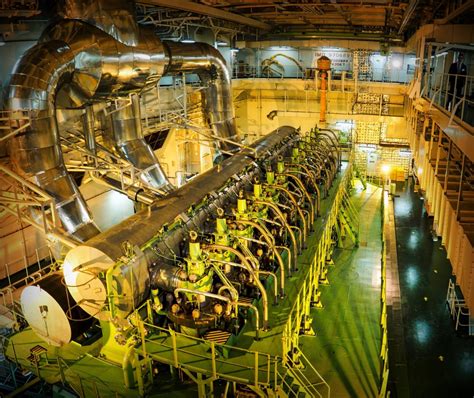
left=4, top=0, right=238, bottom=241
left=163, top=41, right=238, bottom=151
left=100, top=94, right=173, bottom=193
left=57, top=0, right=139, bottom=46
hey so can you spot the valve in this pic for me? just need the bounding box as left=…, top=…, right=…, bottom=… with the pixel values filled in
left=192, top=309, right=201, bottom=320
left=253, top=177, right=262, bottom=199
left=266, top=166, right=275, bottom=185
left=151, top=288, right=163, bottom=312
left=213, top=303, right=223, bottom=315
left=237, top=190, right=247, bottom=214
left=186, top=230, right=207, bottom=279
left=277, top=156, right=285, bottom=174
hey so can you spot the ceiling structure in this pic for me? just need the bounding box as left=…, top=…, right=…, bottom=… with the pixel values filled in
left=137, top=0, right=474, bottom=44
left=0, top=1, right=473, bottom=45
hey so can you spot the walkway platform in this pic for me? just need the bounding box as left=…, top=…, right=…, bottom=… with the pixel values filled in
left=301, top=182, right=383, bottom=398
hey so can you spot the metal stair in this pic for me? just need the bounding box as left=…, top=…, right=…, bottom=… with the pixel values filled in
left=353, top=165, right=367, bottom=190
left=281, top=370, right=309, bottom=397
left=335, top=190, right=360, bottom=247
left=202, top=329, right=232, bottom=345
left=277, top=346, right=330, bottom=398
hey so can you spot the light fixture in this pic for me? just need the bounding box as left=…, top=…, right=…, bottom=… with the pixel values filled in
left=180, top=26, right=195, bottom=44
left=216, top=41, right=228, bottom=47
left=358, top=144, right=377, bottom=153
left=392, top=59, right=402, bottom=68
left=399, top=149, right=411, bottom=157
left=268, top=46, right=294, bottom=50
left=381, top=164, right=391, bottom=174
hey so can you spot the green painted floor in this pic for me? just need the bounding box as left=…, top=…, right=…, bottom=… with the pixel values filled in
left=301, top=182, right=382, bottom=398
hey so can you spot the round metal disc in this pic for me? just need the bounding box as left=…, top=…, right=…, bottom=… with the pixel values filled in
left=21, top=284, right=72, bottom=347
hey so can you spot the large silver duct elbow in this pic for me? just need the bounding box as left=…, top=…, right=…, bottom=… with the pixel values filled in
left=163, top=42, right=239, bottom=153
left=4, top=3, right=239, bottom=239
left=4, top=20, right=168, bottom=240
left=57, top=0, right=139, bottom=47
left=5, top=40, right=101, bottom=241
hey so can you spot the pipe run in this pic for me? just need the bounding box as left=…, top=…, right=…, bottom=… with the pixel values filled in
left=235, top=219, right=286, bottom=297
left=60, top=127, right=297, bottom=322
left=101, top=94, right=173, bottom=193
left=254, top=200, right=299, bottom=269
left=208, top=259, right=262, bottom=341
left=279, top=171, right=317, bottom=221
left=4, top=10, right=239, bottom=241
left=234, top=239, right=279, bottom=305
left=265, top=183, right=308, bottom=245
left=203, top=244, right=269, bottom=331
left=163, top=41, right=238, bottom=153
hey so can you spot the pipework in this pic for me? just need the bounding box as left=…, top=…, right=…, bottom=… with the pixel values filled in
left=281, top=170, right=319, bottom=217
left=101, top=94, right=173, bottom=193
left=207, top=258, right=263, bottom=340
left=264, top=183, right=308, bottom=245
left=254, top=217, right=293, bottom=274
left=253, top=200, right=299, bottom=270
left=259, top=199, right=303, bottom=253
left=203, top=243, right=269, bottom=331
left=4, top=4, right=240, bottom=240
left=233, top=238, right=279, bottom=305
left=236, top=219, right=286, bottom=297
left=60, top=127, right=297, bottom=324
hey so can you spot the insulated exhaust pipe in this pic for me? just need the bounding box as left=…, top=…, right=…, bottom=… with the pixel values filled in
left=4, top=0, right=238, bottom=241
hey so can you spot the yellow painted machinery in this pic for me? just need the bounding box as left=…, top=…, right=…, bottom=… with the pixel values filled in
left=1, top=124, right=357, bottom=397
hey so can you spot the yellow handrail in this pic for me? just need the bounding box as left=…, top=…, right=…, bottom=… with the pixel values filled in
left=379, top=190, right=390, bottom=398
left=282, top=161, right=354, bottom=356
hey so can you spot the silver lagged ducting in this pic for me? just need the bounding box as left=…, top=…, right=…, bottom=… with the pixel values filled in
left=101, top=94, right=173, bottom=193
left=163, top=41, right=239, bottom=153
left=6, top=40, right=101, bottom=241
left=5, top=5, right=239, bottom=240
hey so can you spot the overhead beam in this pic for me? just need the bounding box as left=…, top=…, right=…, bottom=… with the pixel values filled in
left=431, top=42, right=474, bottom=52
left=398, top=0, right=419, bottom=34
left=434, top=0, right=474, bottom=24
left=137, top=0, right=271, bottom=30
left=332, top=4, right=352, bottom=26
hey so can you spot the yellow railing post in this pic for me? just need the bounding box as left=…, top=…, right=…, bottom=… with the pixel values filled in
left=211, top=341, right=217, bottom=379
left=254, top=351, right=259, bottom=387
left=170, top=330, right=179, bottom=367
left=381, top=301, right=387, bottom=329
left=380, top=329, right=387, bottom=360
left=379, top=349, right=389, bottom=398
left=379, top=190, right=391, bottom=398
left=267, top=354, right=271, bottom=385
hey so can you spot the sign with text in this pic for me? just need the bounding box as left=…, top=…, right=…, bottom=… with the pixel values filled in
left=314, top=50, right=353, bottom=71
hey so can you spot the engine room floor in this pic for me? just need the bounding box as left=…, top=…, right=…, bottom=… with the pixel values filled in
left=300, top=182, right=383, bottom=398
left=391, top=179, right=474, bottom=398
left=6, top=165, right=385, bottom=397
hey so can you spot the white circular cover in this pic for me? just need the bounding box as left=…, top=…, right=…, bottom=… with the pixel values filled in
left=63, top=246, right=114, bottom=320
left=21, top=285, right=71, bottom=347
